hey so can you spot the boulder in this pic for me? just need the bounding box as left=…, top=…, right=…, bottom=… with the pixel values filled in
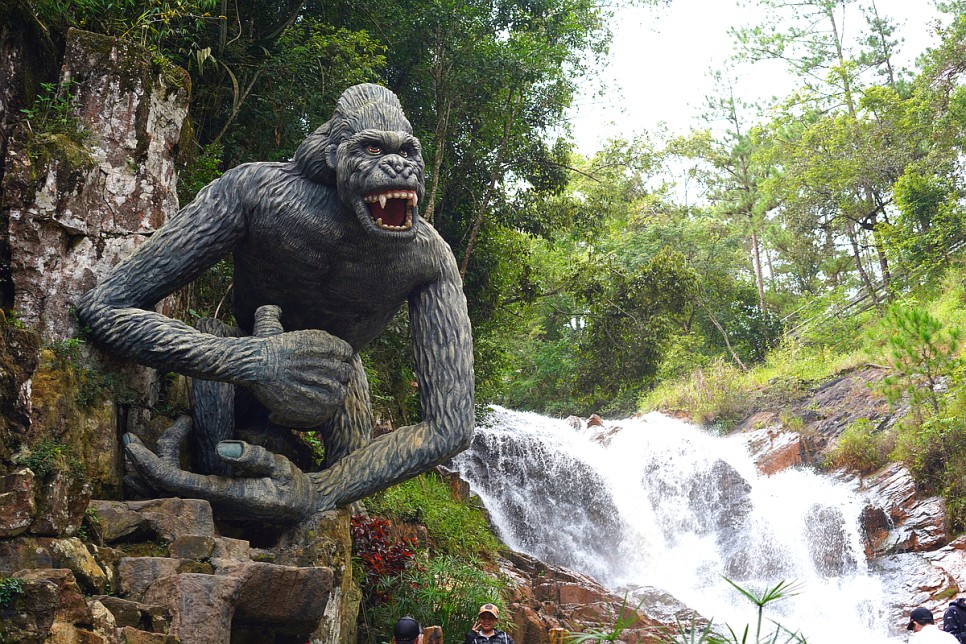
left=743, top=426, right=811, bottom=475
left=861, top=463, right=947, bottom=555
left=49, top=537, right=112, bottom=594
left=0, top=537, right=110, bottom=594
left=142, top=573, right=243, bottom=644
left=118, top=627, right=180, bottom=643
left=168, top=535, right=215, bottom=561
left=29, top=469, right=93, bottom=536
left=89, top=500, right=150, bottom=543
left=93, top=596, right=172, bottom=633
left=214, top=560, right=333, bottom=630
left=211, top=537, right=249, bottom=561
left=125, top=499, right=215, bottom=542
left=17, top=568, right=94, bottom=625
left=118, top=557, right=182, bottom=601
left=0, top=467, right=36, bottom=536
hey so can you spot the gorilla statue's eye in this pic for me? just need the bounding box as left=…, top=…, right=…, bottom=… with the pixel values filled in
left=366, top=145, right=382, bottom=155
left=399, top=149, right=409, bottom=158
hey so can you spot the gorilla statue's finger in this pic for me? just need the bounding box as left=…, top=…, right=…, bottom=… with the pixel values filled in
left=253, top=304, right=284, bottom=337
left=156, top=415, right=192, bottom=466
left=124, top=434, right=230, bottom=497
left=215, top=441, right=279, bottom=477
left=293, top=363, right=353, bottom=389
left=306, top=331, right=354, bottom=361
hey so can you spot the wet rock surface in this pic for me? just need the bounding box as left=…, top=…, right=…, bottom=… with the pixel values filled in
left=499, top=550, right=669, bottom=644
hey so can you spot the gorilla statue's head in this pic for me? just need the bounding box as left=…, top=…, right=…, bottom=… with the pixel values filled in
left=294, top=84, right=425, bottom=241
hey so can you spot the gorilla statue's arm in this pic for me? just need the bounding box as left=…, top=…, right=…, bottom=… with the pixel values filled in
left=312, top=249, right=474, bottom=507
left=77, top=173, right=249, bottom=378
left=78, top=168, right=355, bottom=427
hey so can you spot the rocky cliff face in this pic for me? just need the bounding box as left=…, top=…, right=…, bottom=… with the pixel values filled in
left=727, top=367, right=966, bottom=634
left=0, top=27, right=359, bottom=644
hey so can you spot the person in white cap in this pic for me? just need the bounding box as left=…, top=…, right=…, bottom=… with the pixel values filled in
left=908, top=607, right=959, bottom=642
left=463, top=603, right=514, bottom=644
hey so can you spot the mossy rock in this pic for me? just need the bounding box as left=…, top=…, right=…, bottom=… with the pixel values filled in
left=27, top=348, right=120, bottom=497
left=0, top=316, right=41, bottom=465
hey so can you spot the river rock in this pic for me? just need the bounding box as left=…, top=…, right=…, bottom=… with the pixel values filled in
left=499, top=550, right=668, bottom=644
left=743, top=425, right=811, bottom=474
left=804, top=503, right=857, bottom=576
left=861, top=463, right=947, bottom=556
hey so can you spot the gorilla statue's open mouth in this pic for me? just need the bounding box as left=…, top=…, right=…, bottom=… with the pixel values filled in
left=363, top=190, right=417, bottom=231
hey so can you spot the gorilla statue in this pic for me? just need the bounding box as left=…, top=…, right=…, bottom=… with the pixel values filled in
left=77, top=84, right=474, bottom=522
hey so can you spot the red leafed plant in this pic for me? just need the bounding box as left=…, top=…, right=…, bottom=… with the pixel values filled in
left=351, top=514, right=418, bottom=602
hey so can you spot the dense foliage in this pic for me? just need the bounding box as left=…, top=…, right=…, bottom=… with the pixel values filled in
left=355, top=473, right=509, bottom=644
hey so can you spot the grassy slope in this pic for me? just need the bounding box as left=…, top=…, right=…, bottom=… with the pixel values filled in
left=639, top=268, right=966, bottom=529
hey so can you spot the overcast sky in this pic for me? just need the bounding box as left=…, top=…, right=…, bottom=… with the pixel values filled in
left=567, top=0, right=943, bottom=153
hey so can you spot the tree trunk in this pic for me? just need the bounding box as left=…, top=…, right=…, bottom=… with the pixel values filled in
left=750, top=223, right=766, bottom=315
left=847, top=223, right=881, bottom=313
left=459, top=92, right=519, bottom=280
left=423, top=100, right=450, bottom=224
left=872, top=221, right=892, bottom=296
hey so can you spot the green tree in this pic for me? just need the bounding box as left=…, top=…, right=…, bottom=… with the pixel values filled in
left=734, top=0, right=920, bottom=301
left=881, top=304, right=963, bottom=419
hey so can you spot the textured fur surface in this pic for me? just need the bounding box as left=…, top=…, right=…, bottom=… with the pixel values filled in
left=78, top=84, right=474, bottom=521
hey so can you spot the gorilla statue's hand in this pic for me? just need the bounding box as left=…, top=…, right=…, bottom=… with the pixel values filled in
left=123, top=420, right=329, bottom=521
left=244, top=304, right=355, bottom=428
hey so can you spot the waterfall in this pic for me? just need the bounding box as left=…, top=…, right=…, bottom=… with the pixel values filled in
left=452, top=406, right=904, bottom=643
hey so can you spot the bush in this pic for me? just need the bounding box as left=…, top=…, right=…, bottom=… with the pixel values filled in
left=18, top=438, right=85, bottom=480
left=0, top=577, right=24, bottom=607
left=827, top=418, right=893, bottom=474
left=351, top=514, right=417, bottom=604
left=877, top=303, right=963, bottom=421
left=365, top=473, right=502, bottom=559
left=640, top=358, right=752, bottom=427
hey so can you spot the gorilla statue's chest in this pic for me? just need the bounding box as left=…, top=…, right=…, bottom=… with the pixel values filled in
left=232, top=233, right=432, bottom=346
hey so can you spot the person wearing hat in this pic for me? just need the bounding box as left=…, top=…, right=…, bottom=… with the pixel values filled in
left=463, top=603, right=514, bottom=644
left=393, top=616, right=423, bottom=644
left=908, top=607, right=959, bottom=642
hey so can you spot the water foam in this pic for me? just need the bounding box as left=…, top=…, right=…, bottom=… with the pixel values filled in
left=452, top=406, right=904, bottom=643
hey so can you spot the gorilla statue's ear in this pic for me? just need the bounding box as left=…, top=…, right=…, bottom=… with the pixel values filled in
left=325, top=141, right=339, bottom=174
left=293, top=119, right=337, bottom=186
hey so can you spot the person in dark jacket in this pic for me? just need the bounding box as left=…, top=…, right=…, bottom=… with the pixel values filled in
left=463, top=604, right=513, bottom=644
left=944, top=598, right=966, bottom=643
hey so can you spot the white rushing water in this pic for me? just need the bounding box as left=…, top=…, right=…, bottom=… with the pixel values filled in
left=451, top=406, right=905, bottom=643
